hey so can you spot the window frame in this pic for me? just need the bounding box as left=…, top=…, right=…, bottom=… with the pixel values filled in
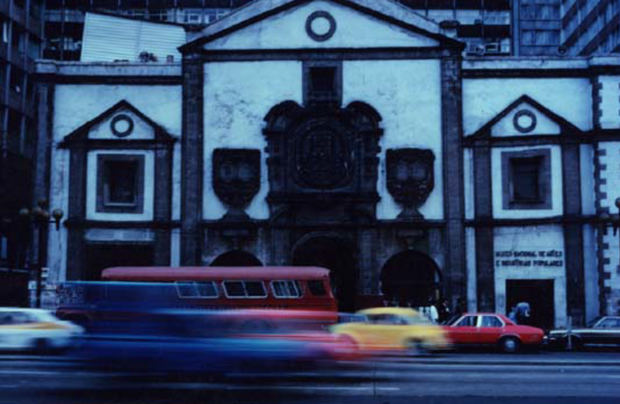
left=270, top=280, right=303, bottom=299
left=479, top=315, right=505, bottom=328
left=96, top=154, right=145, bottom=214
left=222, top=280, right=268, bottom=299
left=501, top=148, right=552, bottom=210
left=174, top=281, right=219, bottom=299
left=303, top=60, right=342, bottom=106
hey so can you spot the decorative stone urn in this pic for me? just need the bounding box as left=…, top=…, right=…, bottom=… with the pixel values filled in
left=386, top=148, right=435, bottom=219
left=212, top=148, right=261, bottom=220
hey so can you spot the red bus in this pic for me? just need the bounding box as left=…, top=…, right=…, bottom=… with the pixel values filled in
left=56, top=266, right=337, bottom=326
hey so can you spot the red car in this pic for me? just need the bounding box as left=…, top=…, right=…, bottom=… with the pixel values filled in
left=443, top=313, right=544, bottom=353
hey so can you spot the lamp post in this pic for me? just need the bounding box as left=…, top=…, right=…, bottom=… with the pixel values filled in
left=19, top=200, right=63, bottom=308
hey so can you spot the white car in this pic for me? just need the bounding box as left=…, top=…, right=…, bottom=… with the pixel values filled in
left=0, top=308, right=83, bottom=352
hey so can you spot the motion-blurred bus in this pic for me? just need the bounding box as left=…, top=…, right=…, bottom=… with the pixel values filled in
left=56, top=266, right=337, bottom=327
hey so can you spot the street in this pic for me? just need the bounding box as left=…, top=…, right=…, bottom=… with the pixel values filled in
left=1, top=352, right=619, bottom=404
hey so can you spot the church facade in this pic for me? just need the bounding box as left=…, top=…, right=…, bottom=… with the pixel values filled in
left=36, top=0, right=620, bottom=327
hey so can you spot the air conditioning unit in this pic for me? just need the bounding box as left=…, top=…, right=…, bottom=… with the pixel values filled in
left=466, top=43, right=485, bottom=56
left=484, top=42, right=501, bottom=54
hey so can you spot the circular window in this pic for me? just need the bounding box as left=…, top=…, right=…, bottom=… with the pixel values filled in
left=110, top=114, right=134, bottom=137
left=306, top=11, right=336, bottom=42
left=513, top=109, right=537, bottom=133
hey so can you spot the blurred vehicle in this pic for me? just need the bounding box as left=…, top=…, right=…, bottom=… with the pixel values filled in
left=0, top=308, right=83, bottom=352
left=443, top=313, right=544, bottom=353
left=222, top=309, right=362, bottom=362
left=57, top=266, right=337, bottom=327
left=547, top=316, right=620, bottom=350
left=329, top=307, right=450, bottom=354
left=72, top=309, right=333, bottom=375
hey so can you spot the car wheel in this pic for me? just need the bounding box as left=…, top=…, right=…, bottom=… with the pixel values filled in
left=565, top=337, right=582, bottom=351
left=500, top=337, right=520, bottom=353
left=406, top=340, right=428, bottom=356
left=33, top=338, right=50, bottom=354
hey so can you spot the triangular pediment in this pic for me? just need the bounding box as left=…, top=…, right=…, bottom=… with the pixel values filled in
left=470, top=95, right=581, bottom=138
left=60, top=100, right=175, bottom=147
left=181, top=0, right=461, bottom=52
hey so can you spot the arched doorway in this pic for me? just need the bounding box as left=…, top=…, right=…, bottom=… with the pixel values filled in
left=380, top=250, right=442, bottom=307
left=210, top=250, right=263, bottom=267
left=292, top=236, right=357, bottom=312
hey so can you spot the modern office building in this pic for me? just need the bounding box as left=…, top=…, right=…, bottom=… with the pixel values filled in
left=400, top=0, right=513, bottom=56
left=513, top=0, right=562, bottom=56
left=561, top=0, right=620, bottom=56
left=0, top=0, right=44, bottom=305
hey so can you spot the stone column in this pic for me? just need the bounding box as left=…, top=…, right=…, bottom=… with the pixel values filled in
left=473, top=139, right=495, bottom=311
left=562, top=138, right=585, bottom=325
left=180, top=52, right=204, bottom=265
left=441, top=53, right=466, bottom=306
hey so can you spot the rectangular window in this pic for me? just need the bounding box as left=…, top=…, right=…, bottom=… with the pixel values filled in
left=96, top=154, right=145, bottom=213
left=271, top=280, right=302, bottom=298
left=223, top=281, right=267, bottom=299
left=310, top=67, right=335, bottom=93
left=244, top=281, right=267, bottom=297
left=511, top=156, right=542, bottom=202
left=307, top=280, right=327, bottom=296
left=501, top=149, right=552, bottom=210
left=304, top=61, right=342, bottom=105
left=175, top=281, right=219, bottom=299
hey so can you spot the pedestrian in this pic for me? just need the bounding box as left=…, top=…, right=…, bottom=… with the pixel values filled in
left=435, top=298, right=451, bottom=323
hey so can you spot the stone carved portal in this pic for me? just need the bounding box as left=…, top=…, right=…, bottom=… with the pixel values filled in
left=386, top=148, right=435, bottom=219
left=263, top=101, right=382, bottom=221
left=212, top=149, right=261, bottom=219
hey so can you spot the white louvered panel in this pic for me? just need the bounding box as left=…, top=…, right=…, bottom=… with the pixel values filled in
left=81, top=13, right=185, bottom=62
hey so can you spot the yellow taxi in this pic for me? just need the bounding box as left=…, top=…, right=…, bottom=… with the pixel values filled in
left=329, top=307, right=450, bottom=354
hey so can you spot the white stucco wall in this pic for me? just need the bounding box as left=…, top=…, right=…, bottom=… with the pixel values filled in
left=494, top=225, right=567, bottom=327
left=204, top=0, right=438, bottom=50
left=343, top=59, right=443, bottom=220
left=48, top=84, right=182, bottom=282
left=53, top=85, right=181, bottom=141
left=598, top=141, right=620, bottom=314
left=491, top=145, right=563, bottom=219
left=463, top=78, right=591, bottom=135
left=583, top=224, right=599, bottom=323
left=598, top=75, right=620, bottom=129
left=463, top=148, right=474, bottom=220
left=580, top=145, right=595, bottom=216
left=465, top=227, right=477, bottom=312
left=203, top=61, right=303, bottom=220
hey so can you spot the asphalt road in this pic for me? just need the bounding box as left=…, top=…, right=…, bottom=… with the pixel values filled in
left=0, top=351, right=619, bottom=404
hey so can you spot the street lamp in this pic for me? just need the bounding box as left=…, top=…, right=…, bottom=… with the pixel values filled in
left=19, top=200, right=64, bottom=308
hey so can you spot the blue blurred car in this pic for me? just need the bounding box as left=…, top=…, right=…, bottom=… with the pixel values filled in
left=71, top=310, right=321, bottom=375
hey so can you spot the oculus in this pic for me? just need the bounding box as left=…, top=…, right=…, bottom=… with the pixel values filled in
left=306, top=11, right=336, bottom=42
left=513, top=109, right=537, bottom=133
left=110, top=114, right=134, bottom=137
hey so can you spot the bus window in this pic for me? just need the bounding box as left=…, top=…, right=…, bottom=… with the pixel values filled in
left=244, top=281, right=267, bottom=297
left=223, top=281, right=267, bottom=299
left=175, top=281, right=219, bottom=299
left=271, top=280, right=302, bottom=298
left=308, top=280, right=327, bottom=296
